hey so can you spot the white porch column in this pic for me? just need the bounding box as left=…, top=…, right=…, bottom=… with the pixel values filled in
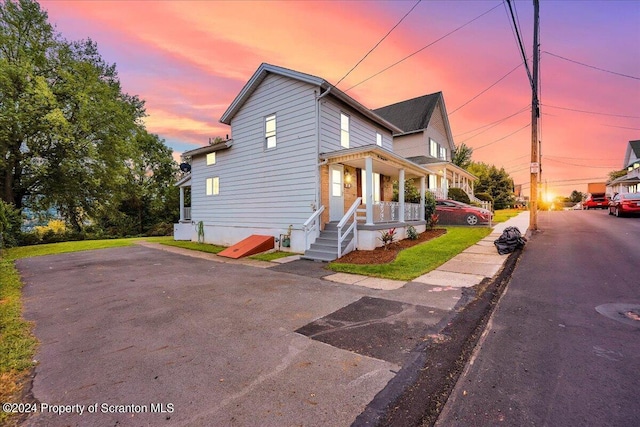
left=179, top=186, right=185, bottom=222
left=365, top=156, right=374, bottom=225
left=443, top=166, right=448, bottom=198
left=398, top=169, right=405, bottom=223
left=420, top=176, right=426, bottom=220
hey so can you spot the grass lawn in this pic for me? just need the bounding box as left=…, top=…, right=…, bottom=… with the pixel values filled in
left=159, top=239, right=226, bottom=254
left=493, top=208, right=523, bottom=223
left=328, top=226, right=492, bottom=281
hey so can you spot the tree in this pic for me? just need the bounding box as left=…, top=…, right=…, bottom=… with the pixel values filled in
left=451, top=142, right=473, bottom=169
left=467, top=162, right=515, bottom=209
left=0, top=0, right=58, bottom=209
left=569, top=190, right=584, bottom=203
left=1, top=0, right=177, bottom=234
left=608, top=169, right=627, bottom=181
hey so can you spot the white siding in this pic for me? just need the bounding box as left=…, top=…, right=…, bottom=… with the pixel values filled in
left=319, top=99, right=393, bottom=153
left=190, top=73, right=318, bottom=236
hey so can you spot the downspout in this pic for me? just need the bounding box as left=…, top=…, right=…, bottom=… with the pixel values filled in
left=315, top=87, right=331, bottom=212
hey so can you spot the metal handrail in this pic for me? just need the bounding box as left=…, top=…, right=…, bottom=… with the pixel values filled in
left=303, top=205, right=325, bottom=251
left=337, top=197, right=361, bottom=258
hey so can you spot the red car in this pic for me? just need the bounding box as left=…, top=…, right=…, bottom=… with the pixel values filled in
left=583, top=193, right=610, bottom=209
left=435, top=200, right=493, bottom=226
left=608, top=192, right=640, bottom=217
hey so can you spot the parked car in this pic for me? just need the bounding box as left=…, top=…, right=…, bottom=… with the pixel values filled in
left=608, top=192, right=640, bottom=217
left=435, top=200, right=493, bottom=226
left=583, top=193, right=609, bottom=209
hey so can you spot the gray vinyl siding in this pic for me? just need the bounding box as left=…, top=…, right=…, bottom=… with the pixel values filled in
left=319, top=99, right=393, bottom=153
left=190, top=73, right=318, bottom=229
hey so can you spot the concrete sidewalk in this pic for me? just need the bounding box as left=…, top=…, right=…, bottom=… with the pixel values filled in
left=318, top=211, right=530, bottom=290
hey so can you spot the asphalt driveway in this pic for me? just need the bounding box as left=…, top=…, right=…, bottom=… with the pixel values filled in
left=17, top=245, right=460, bottom=426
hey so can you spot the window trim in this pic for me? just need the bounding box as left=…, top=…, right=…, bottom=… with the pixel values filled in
left=376, top=132, right=382, bottom=146
left=265, top=114, right=277, bottom=149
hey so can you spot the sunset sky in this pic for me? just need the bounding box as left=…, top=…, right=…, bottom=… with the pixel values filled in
left=40, top=0, right=640, bottom=195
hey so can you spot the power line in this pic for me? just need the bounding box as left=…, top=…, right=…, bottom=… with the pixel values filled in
left=449, top=62, right=525, bottom=115
left=544, top=157, right=619, bottom=169
left=504, top=0, right=533, bottom=89
left=473, top=123, right=530, bottom=150
left=345, top=2, right=502, bottom=92
left=336, top=0, right=422, bottom=87
left=543, top=51, right=640, bottom=81
left=542, top=104, right=640, bottom=119
left=456, top=105, right=529, bottom=141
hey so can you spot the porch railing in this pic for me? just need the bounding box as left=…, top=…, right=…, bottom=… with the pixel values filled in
left=428, top=188, right=447, bottom=200
left=302, top=205, right=325, bottom=251
left=370, top=201, right=423, bottom=223
left=337, top=197, right=361, bottom=258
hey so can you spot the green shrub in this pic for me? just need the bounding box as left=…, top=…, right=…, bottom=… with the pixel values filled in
left=0, top=201, right=22, bottom=248
left=474, top=192, right=494, bottom=203
left=448, top=188, right=470, bottom=204
left=424, top=191, right=436, bottom=222
left=406, top=225, right=418, bottom=240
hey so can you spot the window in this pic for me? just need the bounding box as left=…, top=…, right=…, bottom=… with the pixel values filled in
left=265, top=114, right=277, bottom=149
left=340, top=113, right=350, bottom=148
left=361, top=171, right=381, bottom=203
left=206, top=152, right=216, bottom=165
left=429, top=174, right=437, bottom=189
left=331, top=168, right=342, bottom=197
left=439, top=146, right=447, bottom=160
left=376, top=132, right=382, bottom=146
left=430, top=139, right=439, bottom=158
left=206, top=177, right=219, bottom=196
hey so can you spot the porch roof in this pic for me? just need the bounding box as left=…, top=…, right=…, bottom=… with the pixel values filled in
left=407, top=156, right=477, bottom=181
left=610, top=175, right=640, bottom=185
left=181, top=139, right=233, bottom=159
left=320, top=145, right=436, bottom=179
left=174, top=173, right=191, bottom=187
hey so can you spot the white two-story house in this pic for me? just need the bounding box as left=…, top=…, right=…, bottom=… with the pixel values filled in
left=175, top=64, right=460, bottom=260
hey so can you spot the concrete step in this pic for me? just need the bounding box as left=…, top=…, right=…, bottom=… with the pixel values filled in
left=301, top=249, right=337, bottom=262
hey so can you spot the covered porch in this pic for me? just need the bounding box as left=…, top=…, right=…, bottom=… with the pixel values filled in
left=302, top=146, right=437, bottom=259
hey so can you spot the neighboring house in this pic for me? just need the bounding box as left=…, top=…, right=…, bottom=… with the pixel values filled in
left=374, top=92, right=477, bottom=202
left=174, top=64, right=465, bottom=260
left=608, top=140, right=640, bottom=195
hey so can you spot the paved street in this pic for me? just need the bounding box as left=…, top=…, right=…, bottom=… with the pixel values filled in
left=437, top=209, right=640, bottom=426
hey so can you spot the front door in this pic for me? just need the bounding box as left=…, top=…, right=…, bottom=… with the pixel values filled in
left=329, top=164, right=344, bottom=221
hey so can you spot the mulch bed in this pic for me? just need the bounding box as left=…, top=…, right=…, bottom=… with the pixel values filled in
left=332, top=229, right=447, bottom=265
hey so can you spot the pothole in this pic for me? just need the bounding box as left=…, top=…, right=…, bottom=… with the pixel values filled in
left=595, top=303, right=640, bottom=328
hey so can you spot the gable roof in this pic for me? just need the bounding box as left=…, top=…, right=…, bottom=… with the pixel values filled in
left=220, top=63, right=402, bottom=134
left=624, top=140, right=640, bottom=168
left=373, top=92, right=442, bottom=134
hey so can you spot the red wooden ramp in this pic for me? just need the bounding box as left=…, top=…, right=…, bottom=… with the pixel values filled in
left=217, top=235, right=274, bottom=259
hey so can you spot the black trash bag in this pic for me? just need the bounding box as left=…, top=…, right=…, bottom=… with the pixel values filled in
left=494, top=226, right=527, bottom=255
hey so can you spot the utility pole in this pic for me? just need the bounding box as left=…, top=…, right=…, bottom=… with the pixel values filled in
left=529, top=0, right=540, bottom=231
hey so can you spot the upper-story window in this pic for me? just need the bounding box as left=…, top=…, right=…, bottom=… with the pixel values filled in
left=340, top=113, right=350, bottom=148
left=439, top=146, right=447, bottom=161
left=429, top=138, right=439, bottom=158
left=376, top=132, right=382, bottom=146
left=265, top=114, right=277, bottom=149
left=206, top=152, right=216, bottom=165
